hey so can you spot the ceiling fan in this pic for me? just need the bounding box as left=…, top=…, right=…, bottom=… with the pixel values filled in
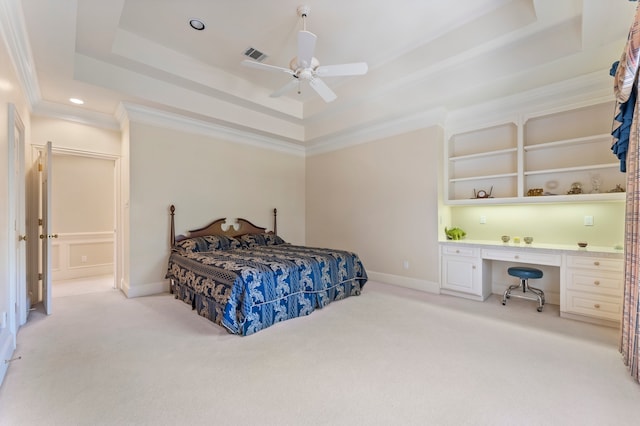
left=241, top=5, right=368, bottom=103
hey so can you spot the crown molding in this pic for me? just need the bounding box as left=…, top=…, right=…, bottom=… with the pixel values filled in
left=445, top=70, right=614, bottom=132
left=32, top=100, right=120, bottom=131
left=305, top=107, right=448, bottom=156
left=117, top=102, right=306, bottom=157
left=0, top=0, right=41, bottom=109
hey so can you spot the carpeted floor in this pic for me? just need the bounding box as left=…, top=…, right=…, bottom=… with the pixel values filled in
left=1, top=280, right=639, bottom=425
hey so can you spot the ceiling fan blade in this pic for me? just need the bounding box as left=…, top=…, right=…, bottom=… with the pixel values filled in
left=309, top=77, right=337, bottom=103
left=270, top=79, right=299, bottom=98
left=316, top=62, right=368, bottom=77
left=242, top=60, right=294, bottom=75
left=297, top=30, right=317, bottom=68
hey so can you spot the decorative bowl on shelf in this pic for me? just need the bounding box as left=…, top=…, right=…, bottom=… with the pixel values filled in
left=501, top=235, right=510, bottom=243
left=524, top=236, right=533, bottom=244
left=577, top=241, right=588, bottom=248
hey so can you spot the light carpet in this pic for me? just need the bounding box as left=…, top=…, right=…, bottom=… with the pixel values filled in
left=1, top=280, right=639, bottom=425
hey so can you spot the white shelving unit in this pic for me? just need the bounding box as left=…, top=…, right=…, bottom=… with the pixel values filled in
left=444, top=101, right=625, bottom=204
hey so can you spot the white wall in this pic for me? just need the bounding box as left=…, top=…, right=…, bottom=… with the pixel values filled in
left=0, top=23, right=31, bottom=384
left=123, top=121, right=306, bottom=297
left=306, top=127, right=444, bottom=293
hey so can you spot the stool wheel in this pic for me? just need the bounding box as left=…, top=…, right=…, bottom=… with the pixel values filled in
left=537, top=306, right=543, bottom=312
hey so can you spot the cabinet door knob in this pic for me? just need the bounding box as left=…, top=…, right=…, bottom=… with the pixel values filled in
left=594, top=304, right=601, bottom=309
left=455, top=250, right=460, bottom=254
left=514, top=255, right=519, bottom=259
left=594, top=281, right=600, bottom=286
left=593, top=261, right=600, bottom=266
left=472, top=266, right=476, bottom=270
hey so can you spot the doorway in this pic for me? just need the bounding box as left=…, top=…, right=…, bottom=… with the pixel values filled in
left=50, top=152, right=116, bottom=298
left=33, top=147, right=119, bottom=308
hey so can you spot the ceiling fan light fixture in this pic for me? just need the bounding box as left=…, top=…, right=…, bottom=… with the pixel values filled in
left=241, top=4, right=367, bottom=103
left=189, top=19, right=206, bottom=31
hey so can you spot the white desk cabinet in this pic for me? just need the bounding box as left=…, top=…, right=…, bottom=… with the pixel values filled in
left=440, top=244, right=491, bottom=301
left=563, top=254, right=624, bottom=326
left=439, top=240, right=624, bottom=327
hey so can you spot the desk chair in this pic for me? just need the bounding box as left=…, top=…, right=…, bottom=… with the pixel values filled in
left=502, top=266, right=545, bottom=312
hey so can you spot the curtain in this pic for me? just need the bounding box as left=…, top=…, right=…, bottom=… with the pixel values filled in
left=614, top=3, right=640, bottom=383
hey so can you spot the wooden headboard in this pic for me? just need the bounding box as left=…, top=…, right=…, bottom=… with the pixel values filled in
left=170, top=205, right=278, bottom=246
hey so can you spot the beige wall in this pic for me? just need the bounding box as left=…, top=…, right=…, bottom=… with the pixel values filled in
left=125, top=122, right=306, bottom=295
left=49, top=154, right=115, bottom=280
left=30, top=116, right=121, bottom=156
left=306, top=127, right=444, bottom=290
left=52, top=154, right=114, bottom=233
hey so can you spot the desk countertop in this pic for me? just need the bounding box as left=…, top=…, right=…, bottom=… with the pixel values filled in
left=439, top=239, right=624, bottom=257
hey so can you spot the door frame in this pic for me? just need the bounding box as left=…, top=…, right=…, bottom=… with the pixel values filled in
left=7, top=104, right=26, bottom=332
left=30, top=145, right=121, bottom=302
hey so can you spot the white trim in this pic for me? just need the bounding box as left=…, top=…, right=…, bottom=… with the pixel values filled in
left=306, top=107, right=448, bottom=156
left=29, top=145, right=120, bottom=163
left=445, top=70, right=613, bottom=132
left=122, top=280, right=170, bottom=298
left=0, top=0, right=40, bottom=108
left=116, top=102, right=306, bottom=157
left=0, top=329, right=15, bottom=385
left=367, top=271, right=440, bottom=294
left=32, top=100, right=119, bottom=131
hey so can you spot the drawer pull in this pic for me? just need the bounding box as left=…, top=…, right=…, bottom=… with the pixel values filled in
left=514, top=255, right=519, bottom=259
left=455, top=250, right=460, bottom=254
left=472, top=266, right=476, bottom=270
left=593, top=261, right=600, bottom=266
left=594, top=281, right=600, bottom=286
left=594, top=304, right=601, bottom=309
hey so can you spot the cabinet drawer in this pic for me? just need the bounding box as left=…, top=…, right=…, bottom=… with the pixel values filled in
left=441, top=245, right=479, bottom=257
left=566, top=255, right=622, bottom=272
left=566, top=270, right=623, bottom=296
left=481, top=249, right=561, bottom=266
left=565, top=291, right=621, bottom=322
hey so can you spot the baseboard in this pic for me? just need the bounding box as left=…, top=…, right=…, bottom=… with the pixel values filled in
left=0, top=329, right=16, bottom=387
left=122, top=279, right=170, bottom=298
left=53, top=264, right=114, bottom=281
left=367, top=271, right=440, bottom=294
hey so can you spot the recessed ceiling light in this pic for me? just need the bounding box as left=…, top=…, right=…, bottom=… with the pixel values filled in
left=189, top=19, right=205, bottom=31
left=69, top=98, right=84, bottom=105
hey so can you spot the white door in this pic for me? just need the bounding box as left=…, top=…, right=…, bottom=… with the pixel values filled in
left=41, top=142, right=53, bottom=315
left=8, top=104, right=27, bottom=336
left=13, top=108, right=27, bottom=326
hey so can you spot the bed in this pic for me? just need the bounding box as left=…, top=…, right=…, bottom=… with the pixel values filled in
left=165, top=205, right=368, bottom=336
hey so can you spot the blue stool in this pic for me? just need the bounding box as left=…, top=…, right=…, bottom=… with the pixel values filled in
left=502, top=266, right=545, bottom=312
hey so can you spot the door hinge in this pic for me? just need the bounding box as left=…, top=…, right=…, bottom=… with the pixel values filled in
left=38, top=218, right=43, bottom=226
left=38, top=273, right=43, bottom=281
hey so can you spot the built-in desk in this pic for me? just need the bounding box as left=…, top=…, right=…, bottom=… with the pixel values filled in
left=439, top=240, right=624, bottom=327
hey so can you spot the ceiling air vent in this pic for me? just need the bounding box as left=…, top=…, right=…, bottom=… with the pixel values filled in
left=243, top=47, right=268, bottom=62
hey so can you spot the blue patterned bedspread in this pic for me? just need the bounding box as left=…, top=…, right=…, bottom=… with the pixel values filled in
left=166, top=244, right=368, bottom=335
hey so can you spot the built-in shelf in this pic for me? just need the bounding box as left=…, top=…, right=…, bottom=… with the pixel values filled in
left=445, top=101, right=624, bottom=204
left=450, top=147, right=518, bottom=162
left=524, top=163, right=619, bottom=176
left=450, top=172, right=518, bottom=183
left=523, top=133, right=611, bottom=151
